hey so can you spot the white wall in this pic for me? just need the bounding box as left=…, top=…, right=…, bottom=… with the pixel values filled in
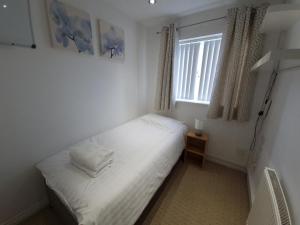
left=145, top=6, right=259, bottom=169
left=0, top=0, right=145, bottom=223
left=248, top=1, right=300, bottom=224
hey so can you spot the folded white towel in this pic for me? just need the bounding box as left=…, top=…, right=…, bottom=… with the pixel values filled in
left=69, top=141, right=113, bottom=178
left=71, top=157, right=113, bottom=178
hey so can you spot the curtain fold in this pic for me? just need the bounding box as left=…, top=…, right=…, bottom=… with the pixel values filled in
left=155, top=24, right=175, bottom=112
left=207, top=5, right=268, bottom=122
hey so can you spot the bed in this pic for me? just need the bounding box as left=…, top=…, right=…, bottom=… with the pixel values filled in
left=37, top=114, right=188, bottom=225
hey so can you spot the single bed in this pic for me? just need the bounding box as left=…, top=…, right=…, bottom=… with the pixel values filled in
left=37, top=114, right=188, bottom=225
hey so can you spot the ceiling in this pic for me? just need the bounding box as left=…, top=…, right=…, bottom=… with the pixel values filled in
left=103, top=0, right=239, bottom=26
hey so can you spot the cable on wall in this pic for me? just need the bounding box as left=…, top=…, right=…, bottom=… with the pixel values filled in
left=248, top=69, right=279, bottom=168
left=250, top=70, right=279, bottom=152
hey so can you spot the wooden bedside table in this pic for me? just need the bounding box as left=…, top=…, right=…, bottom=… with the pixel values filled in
left=185, top=131, right=208, bottom=166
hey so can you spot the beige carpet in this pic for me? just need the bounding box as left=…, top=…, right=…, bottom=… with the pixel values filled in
left=20, top=160, right=249, bottom=225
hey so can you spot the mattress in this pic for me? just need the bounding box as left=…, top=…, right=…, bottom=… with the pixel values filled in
left=37, top=114, right=187, bottom=225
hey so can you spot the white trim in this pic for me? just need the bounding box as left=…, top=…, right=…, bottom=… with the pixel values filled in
left=179, top=33, right=223, bottom=44
left=175, top=99, right=210, bottom=105
left=247, top=167, right=256, bottom=204
left=206, top=155, right=246, bottom=173
left=1, top=198, right=48, bottom=225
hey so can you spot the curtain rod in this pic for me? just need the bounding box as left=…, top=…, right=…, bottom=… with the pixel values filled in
left=177, top=16, right=226, bottom=30
left=156, top=16, right=226, bottom=34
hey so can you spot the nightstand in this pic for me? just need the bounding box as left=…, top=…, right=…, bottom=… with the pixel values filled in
left=185, top=131, right=208, bottom=166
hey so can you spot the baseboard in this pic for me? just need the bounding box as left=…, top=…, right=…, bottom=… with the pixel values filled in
left=206, top=155, right=247, bottom=173
left=246, top=167, right=256, bottom=204
left=1, top=198, right=48, bottom=225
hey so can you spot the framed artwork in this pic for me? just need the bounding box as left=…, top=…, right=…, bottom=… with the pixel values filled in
left=98, top=19, right=125, bottom=60
left=46, top=0, right=94, bottom=55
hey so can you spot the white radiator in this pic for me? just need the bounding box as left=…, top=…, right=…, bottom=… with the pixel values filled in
left=247, top=168, right=292, bottom=225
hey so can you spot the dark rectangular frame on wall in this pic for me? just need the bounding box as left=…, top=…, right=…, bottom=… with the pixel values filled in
left=0, top=0, right=36, bottom=49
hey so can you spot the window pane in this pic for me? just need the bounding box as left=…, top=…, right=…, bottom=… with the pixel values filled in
left=175, top=33, right=222, bottom=104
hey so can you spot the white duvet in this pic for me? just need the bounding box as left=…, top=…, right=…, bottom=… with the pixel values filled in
left=37, top=114, right=187, bottom=225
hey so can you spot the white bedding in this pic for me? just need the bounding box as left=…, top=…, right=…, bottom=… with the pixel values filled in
left=37, top=114, right=187, bottom=225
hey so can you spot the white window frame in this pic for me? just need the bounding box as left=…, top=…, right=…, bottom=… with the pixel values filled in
left=175, top=33, right=223, bottom=105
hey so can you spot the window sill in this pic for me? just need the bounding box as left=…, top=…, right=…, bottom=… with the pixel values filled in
left=175, top=99, right=210, bottom=106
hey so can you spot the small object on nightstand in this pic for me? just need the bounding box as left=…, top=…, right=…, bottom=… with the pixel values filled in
left=194, top=119, right=204, bottom=136
left=185, top=131, right=208, bottom=167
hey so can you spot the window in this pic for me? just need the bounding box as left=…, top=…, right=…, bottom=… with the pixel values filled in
left=175, top=33, right=222, bottom=104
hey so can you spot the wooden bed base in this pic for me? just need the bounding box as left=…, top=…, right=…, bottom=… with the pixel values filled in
left=46, top=151, right=185, bottom=225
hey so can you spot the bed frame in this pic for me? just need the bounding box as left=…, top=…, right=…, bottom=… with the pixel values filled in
left=47, top=186, right=78, bottom=225
left=46, top=152, right=185, bottom=225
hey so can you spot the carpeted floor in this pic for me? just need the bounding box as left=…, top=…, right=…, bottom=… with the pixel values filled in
left=19, top=160, right=249, bottom=225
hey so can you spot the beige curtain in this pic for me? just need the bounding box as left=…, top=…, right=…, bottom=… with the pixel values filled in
left=155, top=24, right=175, bottom=112
left=208, top=6, right=268, bottom=122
